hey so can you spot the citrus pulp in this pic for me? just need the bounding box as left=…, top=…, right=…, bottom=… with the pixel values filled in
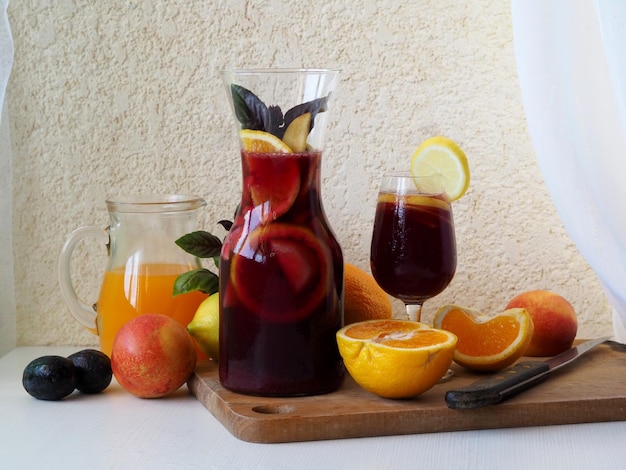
left=433, top=305, right=534, bottom=371
left=336, top=319, right=457, bottom=398
left=239, top=129, right=292, bottom=153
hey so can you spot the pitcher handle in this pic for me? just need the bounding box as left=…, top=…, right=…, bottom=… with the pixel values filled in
left=57, top=226, right=109, bottom=333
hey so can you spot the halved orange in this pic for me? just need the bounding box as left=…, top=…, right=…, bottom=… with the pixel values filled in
left=336, top=319, right=457, bottom=399
left=433, top=305, right=534, bottom=371
left=229, top=224, right=332, bottom=322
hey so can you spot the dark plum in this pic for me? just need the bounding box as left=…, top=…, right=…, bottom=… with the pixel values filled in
left=22, top=356, right=78, bottom=401
left=68, top=349, right=112, bottom=394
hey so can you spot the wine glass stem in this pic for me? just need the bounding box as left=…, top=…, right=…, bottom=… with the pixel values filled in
left=406, top=304, right=423, bottom=322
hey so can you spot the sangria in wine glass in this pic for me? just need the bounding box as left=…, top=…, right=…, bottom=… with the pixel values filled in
left=370, top=172, right=457, bottom=322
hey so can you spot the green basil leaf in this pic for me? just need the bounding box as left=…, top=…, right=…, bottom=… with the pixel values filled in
left=231, top=84, right=271, bottom=131
left=268, top=105, right=285, bottom=137
left=217, top=219, right=233, bottom=231
left=173, top=269, right=219, bottom=296
left=282, top=93, right=330, bottom=137
left=175, top=231, right=222, bottom=258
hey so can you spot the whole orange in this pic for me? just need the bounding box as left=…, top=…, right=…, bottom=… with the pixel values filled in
left=344, top=263, right=392, bottom=325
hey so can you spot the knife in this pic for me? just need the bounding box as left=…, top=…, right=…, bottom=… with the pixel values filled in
left=445, top=336, right=610, bottom=409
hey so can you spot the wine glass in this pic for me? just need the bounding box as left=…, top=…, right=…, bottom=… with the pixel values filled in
left=370, top=172, right=457, bottom=323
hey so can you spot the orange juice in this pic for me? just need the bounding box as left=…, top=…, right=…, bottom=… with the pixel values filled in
left=95, top=263, right=208, bottom=358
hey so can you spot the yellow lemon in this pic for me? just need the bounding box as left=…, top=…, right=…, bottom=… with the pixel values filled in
left=336, top=319, right=457, bottom=399
left=433, top=305, right=534, bottom=371
left=410, top=136, right=470, bottom=201
left=239, top=129, right=292, bottom=153
left=187, top=293, right=220, bottom=362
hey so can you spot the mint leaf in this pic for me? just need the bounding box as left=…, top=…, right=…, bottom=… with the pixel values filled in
left=173, top=269, right=219, bottom=296
left=175, top=231, right=222, bottom=258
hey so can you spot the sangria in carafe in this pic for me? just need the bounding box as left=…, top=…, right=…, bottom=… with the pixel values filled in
left=219, top=69, right=344, bottom=396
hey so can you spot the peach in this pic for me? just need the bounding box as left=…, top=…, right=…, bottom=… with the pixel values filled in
left=111, top=314, right=197, bottom=398
left=505, top=290, right=578, bottom=357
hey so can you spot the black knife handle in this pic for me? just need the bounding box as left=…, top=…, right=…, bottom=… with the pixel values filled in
left=445, top=361, right=551, bottom=409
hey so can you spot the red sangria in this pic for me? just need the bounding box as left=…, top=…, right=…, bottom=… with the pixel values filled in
left=370, top=173, right=457, bottom=322
left=219, top=69, right=343, bottom=396
left=220, top=150, right=344, bottom=396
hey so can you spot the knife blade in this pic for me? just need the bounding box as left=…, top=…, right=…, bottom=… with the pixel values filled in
left=444, top=336, right=611, bottom=409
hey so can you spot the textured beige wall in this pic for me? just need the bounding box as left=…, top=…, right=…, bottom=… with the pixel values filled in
left=7, top=0, right=613, bottom=348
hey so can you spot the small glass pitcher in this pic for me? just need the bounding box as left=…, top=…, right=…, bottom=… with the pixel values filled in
left=58, top=195, right=208, bottom=357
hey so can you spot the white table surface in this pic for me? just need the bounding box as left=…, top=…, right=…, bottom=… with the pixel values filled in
left=2, top=346, right=626, bottom=470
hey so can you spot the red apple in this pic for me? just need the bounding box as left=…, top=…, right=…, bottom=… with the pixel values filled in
left=111, top=314, right=197, bottom=398
left=505, top=290, right=578, bottom=357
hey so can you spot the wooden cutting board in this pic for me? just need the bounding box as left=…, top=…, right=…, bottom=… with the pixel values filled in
left=188, top=341, right=626, bottom=443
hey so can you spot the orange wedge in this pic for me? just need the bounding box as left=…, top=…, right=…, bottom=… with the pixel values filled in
left=336, top=319, right=457, bottom=398
left=433, top=305, right=534, bottom=371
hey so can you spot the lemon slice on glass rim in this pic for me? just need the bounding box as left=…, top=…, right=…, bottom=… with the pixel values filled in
left=410, top=136, right=470, bottom=201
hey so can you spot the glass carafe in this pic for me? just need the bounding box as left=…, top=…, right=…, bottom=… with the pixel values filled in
left=58, top=195, right=208, bottom=358
left=219, top=69, right=344, bottom=396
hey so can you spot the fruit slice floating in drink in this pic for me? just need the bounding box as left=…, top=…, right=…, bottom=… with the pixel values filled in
left=229, top=223, right=331, bottom=322
left=377, top=193, right=453, bottom=226
left=244, top=152, right=301, bottom=224
left=240, top=130, right=302, bottom=223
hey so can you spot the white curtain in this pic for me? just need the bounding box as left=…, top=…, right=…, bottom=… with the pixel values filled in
left=512, top=0, right=626, bottom=341
left=0, top=0, right=14, bottom=357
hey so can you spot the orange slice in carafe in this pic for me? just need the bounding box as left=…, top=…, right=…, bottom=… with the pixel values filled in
left=229, top=224, right=331, bottom=322
left=244, top=151, right=302, bottom=223
left=240, top=129, right=293, bottom=153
